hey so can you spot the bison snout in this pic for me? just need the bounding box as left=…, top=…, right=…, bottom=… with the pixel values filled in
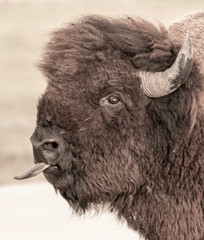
left=30, top=127, right=65, bottom=165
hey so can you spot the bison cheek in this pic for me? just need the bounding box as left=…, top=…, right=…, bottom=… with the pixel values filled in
left=101, top=107, right=124, bottom=126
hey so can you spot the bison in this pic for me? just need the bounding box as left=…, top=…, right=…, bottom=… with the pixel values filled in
left=15, top=12, right=204, bottom=240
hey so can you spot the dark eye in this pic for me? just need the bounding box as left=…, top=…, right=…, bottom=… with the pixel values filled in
left=108, top=96, right=120, bottom=105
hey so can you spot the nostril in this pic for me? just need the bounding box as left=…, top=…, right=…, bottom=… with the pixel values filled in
left=40, top=140, right=60, bottom=163
left=30, top=127, right=66, bottom=164
left=42, top=141, right=59, bottom=151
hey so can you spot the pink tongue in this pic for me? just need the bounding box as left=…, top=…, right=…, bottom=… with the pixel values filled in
left=14, top=162, right=50, bottom=180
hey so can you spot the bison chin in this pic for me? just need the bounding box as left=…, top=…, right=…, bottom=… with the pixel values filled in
left=43, top=170, right=87, bottom=213
left=43, top=168, right=110, bottom=214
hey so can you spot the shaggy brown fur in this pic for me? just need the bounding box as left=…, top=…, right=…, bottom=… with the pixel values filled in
left=35, top=13, right=204, bottom=240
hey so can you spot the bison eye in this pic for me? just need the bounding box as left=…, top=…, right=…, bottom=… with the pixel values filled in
left=108, top=95, right=120, bottom=105
left=100, top=92, right=123, bottom=109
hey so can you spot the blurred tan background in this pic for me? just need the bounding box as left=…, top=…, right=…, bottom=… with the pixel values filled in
left=1, top=0, right=204, bottom=185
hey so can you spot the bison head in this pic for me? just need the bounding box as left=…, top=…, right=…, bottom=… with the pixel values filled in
left=15, top=16, right=195, bottom=214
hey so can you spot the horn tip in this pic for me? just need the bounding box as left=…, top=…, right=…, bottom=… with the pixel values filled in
left=185, top=33, right=190, bottom=40
left=183, top=34, right=191, bottom=46
left=182, top=33, right=193, bottom=57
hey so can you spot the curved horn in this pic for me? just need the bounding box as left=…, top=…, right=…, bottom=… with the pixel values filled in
left=140, top=34, right=193, bottom=98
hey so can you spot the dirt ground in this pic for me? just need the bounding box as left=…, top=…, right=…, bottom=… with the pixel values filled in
left=1, top=0, right=204, bottom=239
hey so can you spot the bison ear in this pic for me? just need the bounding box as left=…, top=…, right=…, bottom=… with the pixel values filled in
left=139, top=35, right=194, bottom=98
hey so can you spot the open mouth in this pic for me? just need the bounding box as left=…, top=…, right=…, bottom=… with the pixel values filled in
left=14, top=162, right=52, bottom=180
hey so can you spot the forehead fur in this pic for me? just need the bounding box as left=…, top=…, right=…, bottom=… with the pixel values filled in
left=38, top=16, right=174, bottom=84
